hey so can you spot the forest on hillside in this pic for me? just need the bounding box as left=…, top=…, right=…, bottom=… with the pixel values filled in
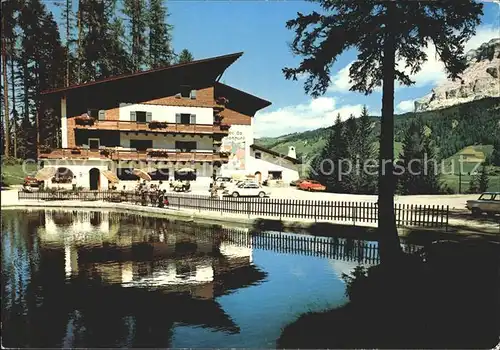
left=256, top=97, right=500, bottom=163
left=1, top=0, right=194, bottom=161
left=298, top=100, right=500, bottom=195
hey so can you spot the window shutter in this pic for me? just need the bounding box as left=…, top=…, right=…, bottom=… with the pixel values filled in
left=130, top=111, right=136, bottom=121
left=190, top=114, right=196, bottom=124
left=146, top=112, right=152, bottom=122
left=98, top=110, right=105, bottom=120
left=176, top=113, right=181, bottom=124
left=190, top=90, right=197, bottom=99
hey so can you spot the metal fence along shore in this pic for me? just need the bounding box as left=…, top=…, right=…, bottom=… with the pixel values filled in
left=18, top=190, right=449, bottom=230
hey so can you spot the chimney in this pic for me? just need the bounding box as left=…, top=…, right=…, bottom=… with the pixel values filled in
left=288, top=146, right=296, bottom=159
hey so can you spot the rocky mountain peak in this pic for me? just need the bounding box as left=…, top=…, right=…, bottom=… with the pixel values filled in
left=414, top=38, right=500, bottom=113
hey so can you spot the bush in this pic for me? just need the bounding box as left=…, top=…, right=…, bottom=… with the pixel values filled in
left=444, top=186, right=456, bottom=194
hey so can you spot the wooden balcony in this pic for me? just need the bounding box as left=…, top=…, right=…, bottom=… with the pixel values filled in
left=38, top=148, right=229, bottom=163
left=74, top=120, right=229, bottom=135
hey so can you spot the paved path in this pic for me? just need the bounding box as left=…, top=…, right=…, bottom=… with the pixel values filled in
left=186, top=185, right=478, bottom=211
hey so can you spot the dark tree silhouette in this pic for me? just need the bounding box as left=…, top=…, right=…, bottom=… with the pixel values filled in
left=283, top=0, right=483, bottom=262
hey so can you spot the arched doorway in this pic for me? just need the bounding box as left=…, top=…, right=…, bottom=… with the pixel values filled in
left=89, top=168, right=100, bottom=190
left=255, top=171, right=262, bottom=184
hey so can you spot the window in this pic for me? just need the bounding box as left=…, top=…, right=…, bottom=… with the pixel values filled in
left=130, top=139, right=153, bottom=151
left=98, top=110, right=105, bottom=120
left=180, top=85, right=191, bottom=98
left=245, top=183, right=260, bottom=189
left=255, top=152, right=262, bottom=159
left=88, top=138, right=100, bottom=150
left=136, top=111, right=147, bottom=123
left=130, top=111, right=152, bottom=122
left=268, top=171, right=283, bottom=180
left=175, top=141, right=196, bottom=152
left=174, top=170, right=196, bottom=181
left=117, top=168, right=137, bottom=181
left=479, top=193, right=496, bottom=201
left=176, top=113, right=196, bottom=125
left=149, top=168, right=169, bottom=181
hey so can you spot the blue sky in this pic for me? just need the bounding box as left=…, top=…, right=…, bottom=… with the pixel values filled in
left=49, top=1, right=500, bottom=137
left=166, top=1, right=499, bottom=137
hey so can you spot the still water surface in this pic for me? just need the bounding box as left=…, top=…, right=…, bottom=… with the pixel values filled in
left=2, top=209, right=377, bottom=348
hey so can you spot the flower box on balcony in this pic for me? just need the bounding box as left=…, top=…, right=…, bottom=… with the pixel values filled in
left=220, top=123, right=230, bottom=131
left=148, top=149, right=169, bottom=157
left=149, top=121, right=169, bottom=129
left=100, top=148, right=111, bottom=157
left=75, top=115, right=95, bottom=126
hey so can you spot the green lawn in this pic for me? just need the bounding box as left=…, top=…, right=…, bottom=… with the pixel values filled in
left=2, top=162, right=38, bottom=186
left=441, top=145, right=499, bottom=193
left=441, top=173, right=500, bottom=193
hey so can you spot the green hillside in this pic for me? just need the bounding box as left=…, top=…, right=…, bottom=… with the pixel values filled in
left=255, top=98, right=500, bottom=192
left=256, top=97, right=500, bottom=162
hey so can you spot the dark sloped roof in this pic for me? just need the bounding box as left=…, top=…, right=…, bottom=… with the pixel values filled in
left=41, top=52, right=244, bottom=96
left=250, top=144, right=299, bottom=164
left=215, top=82, right=271, bottom=114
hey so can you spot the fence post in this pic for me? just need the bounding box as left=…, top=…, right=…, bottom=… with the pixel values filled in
left=353, top=204, right=356, bottom=226
left=445, top=205, right=449, bottom=232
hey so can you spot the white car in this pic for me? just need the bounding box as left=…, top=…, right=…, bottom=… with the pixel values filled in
left=223, top=182, right=270, bottom=198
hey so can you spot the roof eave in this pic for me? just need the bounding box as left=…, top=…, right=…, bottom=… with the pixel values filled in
left=41, top=52, right=244, bottom=96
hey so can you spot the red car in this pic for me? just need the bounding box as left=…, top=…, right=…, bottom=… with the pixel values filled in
left=23, top=176, right=42, bottom=188
left=298, top=180, right=326, bottom=192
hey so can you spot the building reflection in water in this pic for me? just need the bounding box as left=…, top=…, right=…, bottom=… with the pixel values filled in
left=2, top=209, right=265, bottom=348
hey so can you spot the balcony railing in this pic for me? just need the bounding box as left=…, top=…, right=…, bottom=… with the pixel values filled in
left=73, top=120, right=229, bottom=134
left=38, top=148, right=229, bottom=162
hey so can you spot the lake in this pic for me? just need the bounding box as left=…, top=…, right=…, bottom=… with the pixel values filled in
left=2, top=209, right=382, bottom=348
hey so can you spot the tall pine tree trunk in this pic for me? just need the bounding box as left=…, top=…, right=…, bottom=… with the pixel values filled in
left=10, top=46, right=17, bottom=158
left=2, top=18, right=10, bottom=158
left=66, top=0, right=71, bottom=86
left=77, top=0, right=82, bottom=83
left=378, top=2, right=402, bottom=263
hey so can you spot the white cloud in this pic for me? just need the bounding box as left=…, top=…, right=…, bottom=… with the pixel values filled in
left=254, top=97, right=366, bottom=138
left=328, top=63, right=353, bottom=93
left=327, top=25, right=499, bottom=92
left=396, top=99, right=416, bottom=113
left=464, top=24, right=499, bottom=52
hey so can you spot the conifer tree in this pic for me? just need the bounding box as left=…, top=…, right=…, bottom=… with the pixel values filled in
left=398, top=119, right=441, bottom=195
left=283, top=0, right=483, bottom=261
left=491, top=137, right=500, bottom=167
left=310, top=114, right=347, bottom=192
left=177, top=49, right=194, bottom=64
left=478, top=164, right=489, bottom=193
left=343, top=115, right=359, bottom=193
left=357, top=106, right=376, bottom=194
left=123, top=0, right=148, bottom=72
left=148, top=0, right=174, bottom=68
